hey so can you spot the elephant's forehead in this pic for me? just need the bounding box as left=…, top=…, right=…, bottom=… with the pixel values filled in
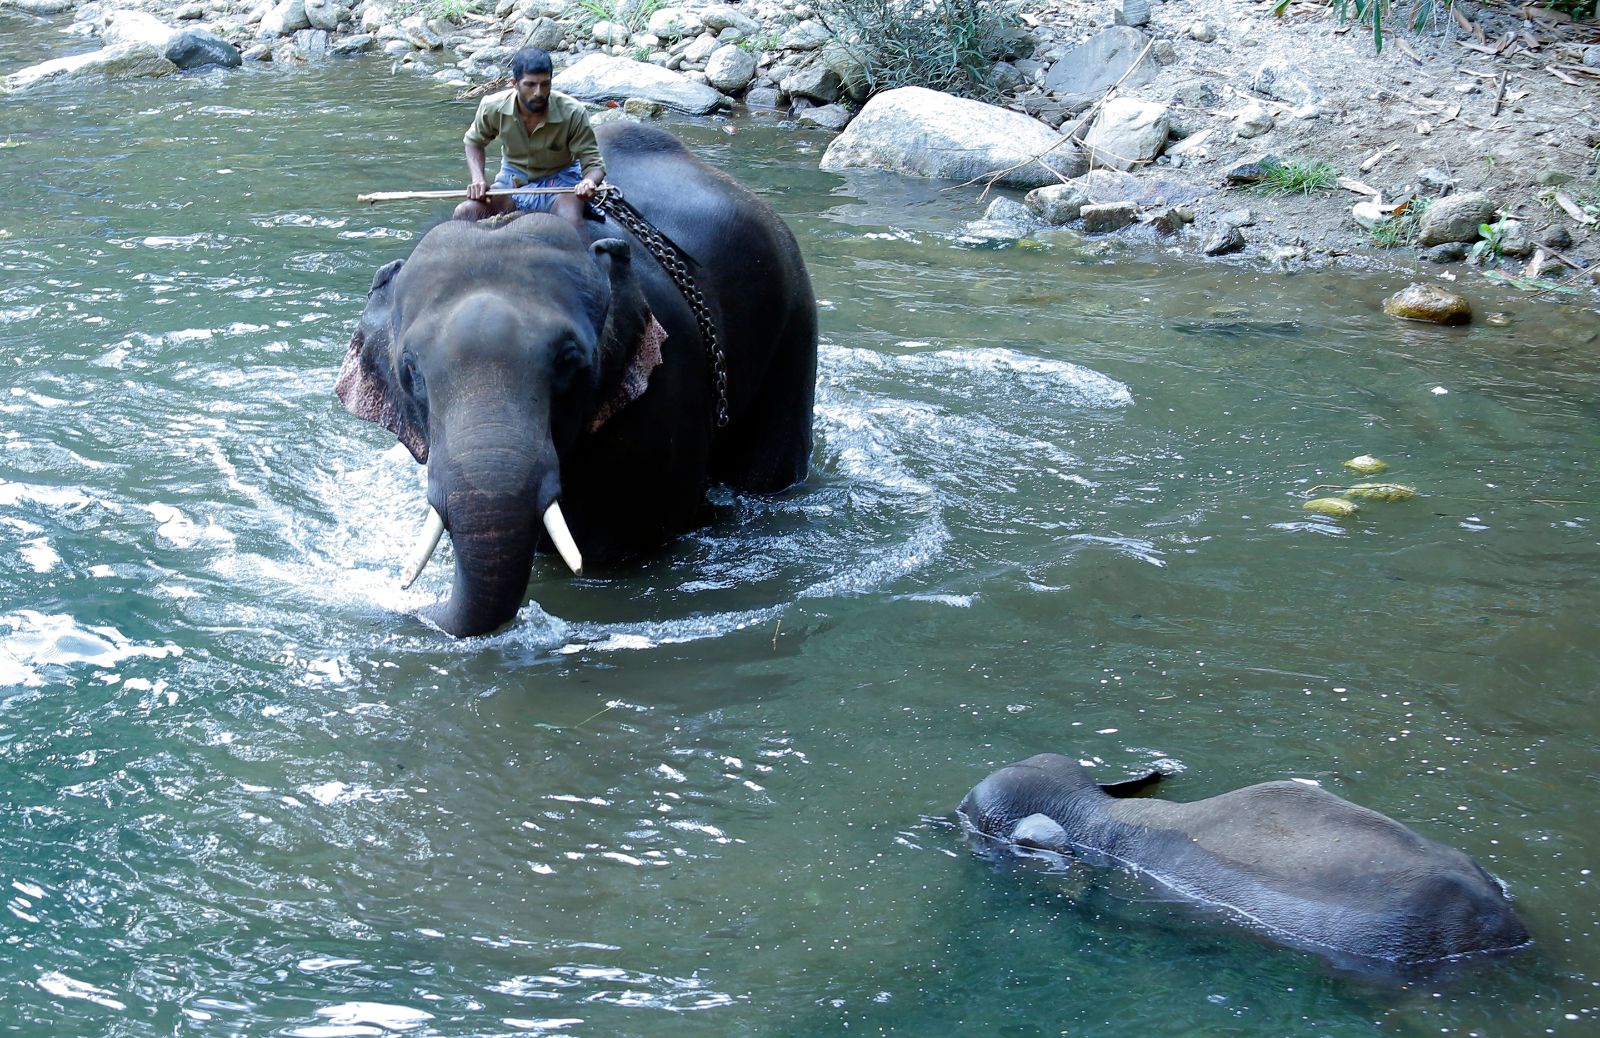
left=399, top=241, right=598, bottom=311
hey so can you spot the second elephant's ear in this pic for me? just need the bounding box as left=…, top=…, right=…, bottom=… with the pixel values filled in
left=335, top=258, right=429, bottom=463
left=590, top=236, right=632, bottom=267
left=1101, top=771, right=1164, bottom=798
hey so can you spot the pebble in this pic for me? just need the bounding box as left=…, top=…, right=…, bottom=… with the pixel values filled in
left=1203, top=225, right=1245, bottom=255
left=1382, top=283, right=1472, bottom=325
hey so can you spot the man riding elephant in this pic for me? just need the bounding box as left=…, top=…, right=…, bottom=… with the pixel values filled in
left=453, top=47, right=605, bottom=226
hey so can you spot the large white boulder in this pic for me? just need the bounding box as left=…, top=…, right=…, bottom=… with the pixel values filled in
left=646, top=6, right=700, bottom=41
left=554, top=53, right=725, bottom=115
left=259, top=0, right=311, bottom=37
left=704, top=43, right=756, bottom=93
left=820, top=86, right=1083, bottom=189
left=1082, top=97, right=1170, bottom=171
left=102, top=10, right=180, bottom=48
left=4, top=42, right=178, bottom=92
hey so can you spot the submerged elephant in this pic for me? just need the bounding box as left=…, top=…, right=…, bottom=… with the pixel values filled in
left=337, top=123, right=817, bottom=637
left=959, top=753, right=1529, bottom=967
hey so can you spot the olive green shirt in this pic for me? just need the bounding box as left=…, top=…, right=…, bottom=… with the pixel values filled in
left=464, top=88, right=605, bottom=180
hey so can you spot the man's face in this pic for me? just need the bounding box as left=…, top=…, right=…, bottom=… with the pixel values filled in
left=515, top=71, right=551, bottom=114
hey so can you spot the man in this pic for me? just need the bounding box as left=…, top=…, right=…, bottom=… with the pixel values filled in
left=453, top=47, right=605, bottom=224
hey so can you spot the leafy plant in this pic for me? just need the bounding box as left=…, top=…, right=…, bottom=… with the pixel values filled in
left=1272, top=0, right=1452, bottom=54
left=811, top=0, right=1020, bottom=101
left=1467, top=220, right=1506, bottom=265
left=574, top=0, right=666, bottom=32
left=1254, top=159, right=1338, bottom=195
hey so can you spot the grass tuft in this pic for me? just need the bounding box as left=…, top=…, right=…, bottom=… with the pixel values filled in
left=1255, top=160, right=1339, bottom=195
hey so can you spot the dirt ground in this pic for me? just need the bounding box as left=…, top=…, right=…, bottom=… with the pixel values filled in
left=1019, top=0, right=1600, bottom=292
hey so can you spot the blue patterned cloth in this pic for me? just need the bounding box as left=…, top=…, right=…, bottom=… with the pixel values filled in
left=493, top=160, right=583, bottom=213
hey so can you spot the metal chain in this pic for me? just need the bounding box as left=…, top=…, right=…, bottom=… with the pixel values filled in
left=590, top=185, right=731, bottom=429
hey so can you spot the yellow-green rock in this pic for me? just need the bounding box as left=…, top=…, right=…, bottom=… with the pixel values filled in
left=1382, top=283, right=1472, bottom=325
left=1342, top=455, right=1389, bottom=475
left=1304, top=497, right=1360, bottom=518
left=1345, top=482, right=1417, bottom=502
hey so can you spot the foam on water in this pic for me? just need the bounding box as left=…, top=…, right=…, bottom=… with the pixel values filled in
left=0, top=611, right=182, bottom=689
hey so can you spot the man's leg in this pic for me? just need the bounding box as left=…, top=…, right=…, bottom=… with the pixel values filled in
left=453, top=195, right=515, bottom=222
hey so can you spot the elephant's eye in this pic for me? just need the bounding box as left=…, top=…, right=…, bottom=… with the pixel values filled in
left=553, top=341, right=585, bottom=380
left=399, top=351, right=425, bottom=398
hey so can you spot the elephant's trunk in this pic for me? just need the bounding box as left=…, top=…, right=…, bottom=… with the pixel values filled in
left=427, top=508, right=540, bottom=638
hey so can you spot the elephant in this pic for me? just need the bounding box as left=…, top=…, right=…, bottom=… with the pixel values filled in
left=958, top=753, right=1530, bottom=967
left=336, top=123, right=817, bottom=637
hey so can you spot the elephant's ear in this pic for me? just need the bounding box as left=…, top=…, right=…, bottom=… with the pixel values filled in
left=1100, top=770, right=1164, bottom=798
left=335, top=259, right=428, bottom=463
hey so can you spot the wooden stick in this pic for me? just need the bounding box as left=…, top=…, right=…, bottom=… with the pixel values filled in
left=356, top=186, right=578, bottom=204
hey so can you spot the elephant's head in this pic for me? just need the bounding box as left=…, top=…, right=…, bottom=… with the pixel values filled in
left=337, top=215, right=658, bottom=637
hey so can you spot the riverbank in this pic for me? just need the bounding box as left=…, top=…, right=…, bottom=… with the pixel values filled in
left=3, top=0, right=1598, bottom=298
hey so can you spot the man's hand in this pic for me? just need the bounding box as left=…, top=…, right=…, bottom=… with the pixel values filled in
left=467, top=179, right=489, bottom=202
left=573, top=177, right=601, bottom=202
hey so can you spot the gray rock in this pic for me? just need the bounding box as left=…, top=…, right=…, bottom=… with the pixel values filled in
left=704, top=43, right=757, bottom=92
left=1222, top=155, right=1281, bottom=185
left=176, top=2, right=206, bottom=16
left=399, top=14, right=441, bottom=48
left=989, top=61, right=1025, bottom=95
left=1072, top=168, right=1208, bottom=206
left=702, top=3, right=759, bottom=35
left=646, top=6, right=699, bottom=40
left=293, top=27, right=329, bottom=55
left=1188, top=20, right=1216, bottom=42
left=1493, top=219, right=1534, bottom=258
left=304, top=0, right=341, bottom=30
left=7, top=0, right=77, bottom=12
left=1115, top=0, right=1150, bottom=26
left=260, top=0, right=311, bottom=36
left=1081, top=201, right=1138, bottom=233
left=781, top=19, right=830, bottom=50
left=820, top=86, right=1086, bottom=190
left=331, top=32, right=375, bottom=53
left=1542, top=224, right=1573, bottom=250
left=971, top=195, right=1040, bottom=238
left=1416, top=191, right=1497, bottom=247
left=1252, top=58, right=1320, bottom=107
left=1152, top=39, right=1177, bottom=65
left=1146, top=205, right=1194, bottom=234
left=1044, top=27, right=1156, bottom=107
left=1584, top=44, right=1600, bottom=68
left=4, top=41, right=177, bottom=91
left=523, top=16, right=564, bottom=50
left=1217, top=208, right=1253, bottom=227
left=1024, top=183, right=1089, bottom=224
left=1383, top=283, right=1471, bottom=325
left=781, top=64, right=840, bottom=104
left=165, top=28, right=243, bottom=68
left=798, top=103, right=851, bottom=131
left=1234, top=103, right=1273, bottom=138
left=1535, top=169, right=1574, bottom=187
left=821, top=41, right=870, bottom=103
left=554, top=53, right=725, bottom=114
left=622, top=96, right=666, bottom=117
left=683, top=31, right=720, bottom=64
left=1083, top=97, right=1169, bottom=171
left=1203, top=224, right=1246, bottom=255
left=1416, top=167, right=1455, bottom=194
left=243, top=42, right=274, bottom=59
left=1169, top=78, right=1225, bottom=110
left=1420, top=242, right=1467, bottom=263
left=744, top=85, right=782, bottom=110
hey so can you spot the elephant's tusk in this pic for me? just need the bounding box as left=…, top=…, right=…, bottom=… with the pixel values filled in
left=543, top=501, right=583, bottom=576
left=400, top=507, right=446, bottom=590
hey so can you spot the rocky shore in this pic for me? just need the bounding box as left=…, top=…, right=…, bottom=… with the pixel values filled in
left=4, top=0, right=1599, bottom=300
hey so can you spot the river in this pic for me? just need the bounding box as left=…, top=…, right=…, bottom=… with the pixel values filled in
left=3, top=20, right=1600, bottom=1037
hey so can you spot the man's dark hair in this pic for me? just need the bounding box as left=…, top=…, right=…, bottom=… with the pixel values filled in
left=510, top=47, right=553, bottom=79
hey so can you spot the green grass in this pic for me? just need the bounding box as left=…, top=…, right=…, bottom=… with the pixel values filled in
left=1368, top=196, right=1432, bottom=249
left=1254, top=160, right=1338, bottom=195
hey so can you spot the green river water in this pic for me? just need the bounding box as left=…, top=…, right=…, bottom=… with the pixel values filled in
left=3, top=19, right=1600, bottom=1037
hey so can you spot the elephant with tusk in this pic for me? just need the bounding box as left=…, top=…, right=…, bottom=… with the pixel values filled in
left=337, top=123, right=817, bottom=637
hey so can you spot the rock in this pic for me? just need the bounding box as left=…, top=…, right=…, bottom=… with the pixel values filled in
left=821, top=41, right=870, bottom=103
left=1115, top=0, right=1150, bottom=26
left=293, top=27, right=329, bottom=56
left=1542, top=224, right=1573, bottom=250
left=1146, top=205, right=1193, bottom=234
left=1083, top=97, right=1169, bottom=171
left=1222, top=154, right=1281, bottom=184
left=242, top=42, right=274, bottom=59
left=1081, top=201, right=1138, bottom=233
left=1493, top=219, right=1534, bottom=258
left=1420, top=242, right=1468, bottom=264
left=1217, top=208, right=1253, bottom=227
left=165, top=28, right=243, bottom=68
left=701, top=3, right=759, bottom=35
left=1383, top=283, right=1471, bottom=325
left=260, top=0, right=311, bottom=36
left=7, top=0, right=77, bottom=12
left=744, top=85, right=782, bottom=110
left=1416, top=191, right=1497, bottom=247
left=1252, top=58, right=1320, bottom=107
left=622, top=96, right=666, bottom=118
left=704, top=44, right=756, bottom=92
left=1152, top=39, right=1177, bottom=65
left=820, top=86, right=1086, bottom=190
left=1203, top=224, right=1245, bottom=255
left=1416, top=167, right=1455, bottom=194
left=554, top=53, right=726, bottom=114
left=1166, top=126, right=1215, bottom=160
left=683, top=32, right=720, bottom=64
left=1233, top=103, right=1273, bottom=138
left=966, top=195, right=1040, bottom=239
left=1072, top=167, right=1208, bottom=206
left=1584, top=44, right=1600, bottom=68
left=1169, top=78, right=1226, bottom=111
left=330, top=32, right=375, bottom=54
left=797, top=103, right=851, bottom=131
left=1188, top=20, right=1216, bottom=42
left=176, top=2, right=206, bottom=16
left=646, top=6, right=699, bottom=40
left=781, top=19, right=830, bottom=50
left=101, top=10, right=179, bottom=48
left=1044, top=27, right=1156, bottom=106
left=304, top=0, right=341, bottom=30
left=990, top=61, right=1025, bottom=95
left=1351, top=201, right=1392, bottom=230
left=1025, top=183, right=1090, bottom=224
left=1535, top=169, right=1574, bottom=187
left=522, top=16, right=564, bottom=50
left=4, top=42, right=177, bottom=91
left=781, top=64, right=839, bottom=104
left=591, top=20, right=628, bottom=45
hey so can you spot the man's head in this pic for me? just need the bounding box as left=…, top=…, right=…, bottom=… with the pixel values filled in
left=510, top=48, right=554, bottom=113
